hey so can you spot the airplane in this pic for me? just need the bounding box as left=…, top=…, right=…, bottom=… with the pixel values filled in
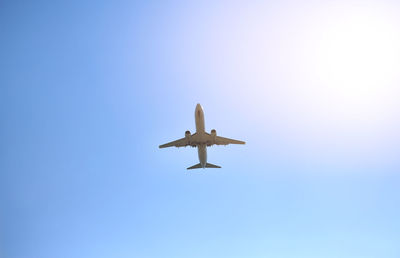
left=159, top=104, right=245, bottom=169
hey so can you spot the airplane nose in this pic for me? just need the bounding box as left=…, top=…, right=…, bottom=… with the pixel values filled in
left=196, top=103, right=202, bottom=110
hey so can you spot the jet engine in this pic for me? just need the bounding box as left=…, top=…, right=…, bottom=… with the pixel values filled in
left=185, top=130, right=191, bottom=140
left=211, top=129, right=216, bottom=143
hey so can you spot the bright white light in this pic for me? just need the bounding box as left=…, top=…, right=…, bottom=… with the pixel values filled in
left=312, top=9, right=400, bottom=122
left=168, top=2, right=400, bottom=166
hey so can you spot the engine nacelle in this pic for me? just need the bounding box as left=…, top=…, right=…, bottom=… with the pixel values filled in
left=210, top=129, right=216, bottom=143
left=185, top=130, right=191, bottom=140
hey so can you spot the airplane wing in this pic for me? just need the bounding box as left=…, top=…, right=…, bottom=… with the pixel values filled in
left=215, top=136, right=246, bottom=145
left=159, top=138, right=189, bottom=148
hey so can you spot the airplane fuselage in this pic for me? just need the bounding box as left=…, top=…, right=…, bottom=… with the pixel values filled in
left=195, top=104, right=207, bottom=168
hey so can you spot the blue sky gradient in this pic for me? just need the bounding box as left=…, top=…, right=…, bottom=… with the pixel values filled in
left=1, top=1, right=400, bottom=258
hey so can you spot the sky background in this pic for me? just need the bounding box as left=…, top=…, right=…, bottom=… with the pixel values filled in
left=1, top=0, right=400, bottom=257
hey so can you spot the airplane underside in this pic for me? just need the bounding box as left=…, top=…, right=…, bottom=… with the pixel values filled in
left=159, top=104, right=245, bottom=169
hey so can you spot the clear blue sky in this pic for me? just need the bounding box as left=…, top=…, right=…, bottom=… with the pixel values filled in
left=1, top=1, right=400, bottom=258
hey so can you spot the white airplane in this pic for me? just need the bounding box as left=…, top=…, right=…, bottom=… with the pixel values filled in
left=159, top=104, right=245, bottom=169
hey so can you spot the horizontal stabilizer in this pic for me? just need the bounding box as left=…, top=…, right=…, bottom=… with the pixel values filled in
left=205, top=163, right=221, bottom=168
left=187, top=163, right=202, bottom=170
left=187, top=163, right=221, bottom=169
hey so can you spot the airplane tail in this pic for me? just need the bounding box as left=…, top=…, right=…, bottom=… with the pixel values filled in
left=187, top=163, right=221, bottom=170
left=205, top=163, right=221, bottom=168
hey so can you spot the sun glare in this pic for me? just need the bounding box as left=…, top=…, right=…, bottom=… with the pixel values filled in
left=317, top=13, right=399, bottom=86
left=310, top=9, right=400, bottom=122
